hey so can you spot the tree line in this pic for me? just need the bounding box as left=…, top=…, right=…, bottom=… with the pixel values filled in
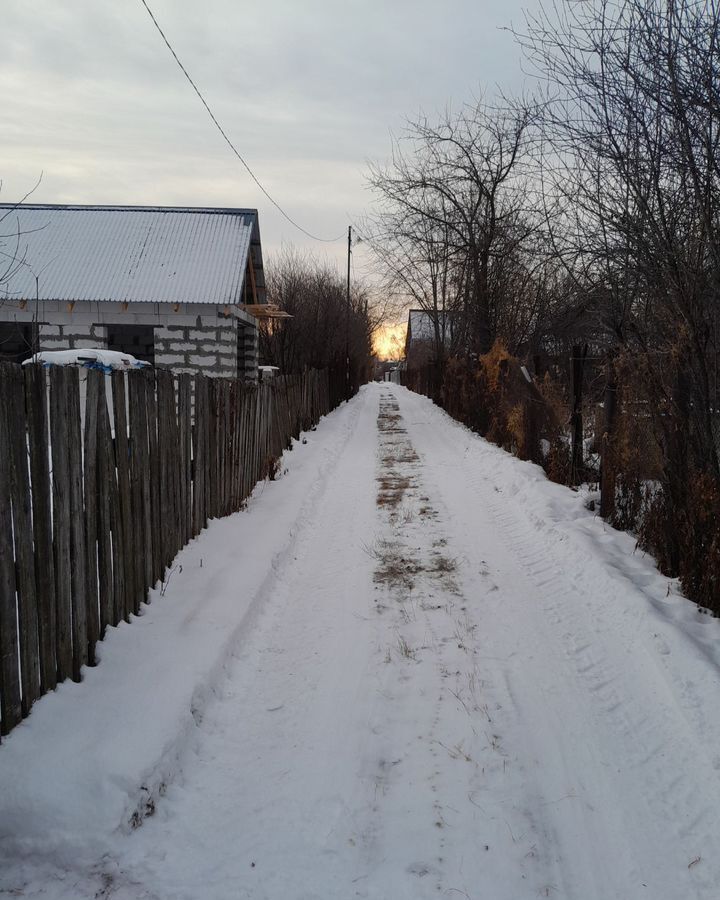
left=363, top=0, right=720, bottom=609
left=260, top=248, right=374, bottom=395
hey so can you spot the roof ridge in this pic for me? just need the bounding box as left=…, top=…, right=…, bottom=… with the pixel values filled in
left=0, top=203, right=258, bottom=216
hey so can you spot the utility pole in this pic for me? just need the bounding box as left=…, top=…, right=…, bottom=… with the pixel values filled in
left=346, top=225, right=351, bottom=401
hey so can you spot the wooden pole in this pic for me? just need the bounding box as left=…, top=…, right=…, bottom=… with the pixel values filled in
left=570, top=344, right=588, bottom=485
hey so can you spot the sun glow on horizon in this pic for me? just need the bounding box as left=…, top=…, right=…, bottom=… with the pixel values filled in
left=372, top=323, right=406, bottom=361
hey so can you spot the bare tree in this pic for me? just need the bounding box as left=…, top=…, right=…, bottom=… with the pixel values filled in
left=519, top=0, right=720, bottom=469
left=260, top=247, right=373, bottom=388
left=367, top=99, right=534, bottom=360
left=0, top=177, right=45, bottom=361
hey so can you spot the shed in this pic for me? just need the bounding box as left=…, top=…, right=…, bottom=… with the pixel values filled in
left=0, top=203, right=268, bottom=378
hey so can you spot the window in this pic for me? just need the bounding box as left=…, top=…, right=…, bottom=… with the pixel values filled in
left=106, top=324, right=155, bottom=365
left=0, top=322, right=34, bottom=363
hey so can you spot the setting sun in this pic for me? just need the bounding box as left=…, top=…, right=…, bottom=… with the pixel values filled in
left=372, top=322, right=406, bottom=360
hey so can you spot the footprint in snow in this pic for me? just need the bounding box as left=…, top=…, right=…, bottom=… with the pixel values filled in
left=407, top=862, right=437, bottom=878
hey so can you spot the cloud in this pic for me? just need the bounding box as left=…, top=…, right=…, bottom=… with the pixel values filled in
left=3, top=0, right=536, bottom=263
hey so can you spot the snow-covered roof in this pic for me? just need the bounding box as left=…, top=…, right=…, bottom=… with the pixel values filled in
left=407, top=309, right=454, bottom=343
left=0, top=203, right=266, bottom=306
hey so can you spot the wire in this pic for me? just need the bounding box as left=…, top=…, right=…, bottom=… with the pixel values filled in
left=137, top=0, right=345, bottom=244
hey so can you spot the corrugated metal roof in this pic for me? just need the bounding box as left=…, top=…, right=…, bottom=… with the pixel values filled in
left=408, top=309, right=454, bottom=342
left=0, top=204, right=265, bottom=305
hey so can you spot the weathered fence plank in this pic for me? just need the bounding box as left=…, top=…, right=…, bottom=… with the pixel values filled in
left=7, top=365, right=40, bottom=714
left=112, top=371, right=133, bottom=621
left=156, top=369, right=179, bottom=569
left=0, top=366, right=22, bottom=736
left=128, top=373, right=149, bottom=611
left=209, top=379, right=219, bottom=520
left=192, top=375, right=203, bottom=535
left=24, top=364, right=57, bottom=694
left=147, top=371, right=163, bottom=584
left=84, top=370, right=101, bottom=663
left=67, top=367, right=88, bottom=681
left=177, top=374, right=192, bottom=546
left=49, top=367, right=73, bottom=683
left=96, top=381, right=115, bottom=635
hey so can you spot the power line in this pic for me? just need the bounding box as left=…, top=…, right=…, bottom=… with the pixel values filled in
left=137, top=0, right=344, bottom=244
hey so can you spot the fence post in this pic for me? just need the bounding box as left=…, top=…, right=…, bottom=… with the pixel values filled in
left=570, top=344, right=588, bottom=485
left=600, top=355, right=619, bottom=520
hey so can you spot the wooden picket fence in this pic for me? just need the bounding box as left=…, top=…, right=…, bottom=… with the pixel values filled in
left=0, top=363, right=340, bottom=739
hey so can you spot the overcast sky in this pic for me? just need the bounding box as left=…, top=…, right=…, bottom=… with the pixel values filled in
left=3, top=0, right=541, bottom=272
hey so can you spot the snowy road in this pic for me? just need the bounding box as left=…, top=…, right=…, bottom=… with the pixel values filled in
left=4, top=383, right=720, bottom=899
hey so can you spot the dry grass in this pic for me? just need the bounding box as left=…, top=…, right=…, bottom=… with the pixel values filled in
left=396, top=635, right=417, bottom=660
left=373, top=548, right=423, bottom=590
left=430, top=554, right=457, bottom=574
left=381, top=447, right=420, bottom=466
left=376, top=473, right=414, bottom=509
left=377, top=399, right=406, bottom=435
left=377, top=411, right=405, bottom=435
left=374, top=397, right=459, bottom=592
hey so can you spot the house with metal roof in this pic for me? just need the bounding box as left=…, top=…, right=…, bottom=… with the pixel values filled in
left=404, top=308, right=456, bottom=369
left=0, top=203, right=267, bottom=378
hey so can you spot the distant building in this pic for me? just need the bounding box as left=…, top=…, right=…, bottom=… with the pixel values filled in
left=0, top=203, right=267, bottom=379
left=404, top=309, right=455, bottom=369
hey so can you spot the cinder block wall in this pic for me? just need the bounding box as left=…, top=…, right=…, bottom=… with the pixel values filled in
left=154, top=322, right=238, bottom=377
left=9, top=302, right=260, bottom=379
left=39, top=323, right=107, bottom=351
left=239, top=323, right=259, bottom=381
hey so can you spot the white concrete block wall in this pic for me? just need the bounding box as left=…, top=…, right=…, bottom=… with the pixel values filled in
left=154, top=322, right=239, bottom=377
left=38, top=323, right=106, bottom=351
left=2, top=301, right=260, bottom=378
left=239, top=324, right=259, bottom=381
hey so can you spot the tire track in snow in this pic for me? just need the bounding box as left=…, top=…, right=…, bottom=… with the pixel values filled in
left=365, top=389, right=557, bottom=899
left=393, top=384, right=720, bottom=900
left=476, top=485, right=720, bottom=895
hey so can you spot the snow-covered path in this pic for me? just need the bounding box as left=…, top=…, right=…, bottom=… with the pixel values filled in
left=4, top=383, right=720, bottom=899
